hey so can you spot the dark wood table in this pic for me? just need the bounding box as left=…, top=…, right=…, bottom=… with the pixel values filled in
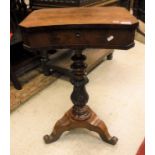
left=20, top=7, right=138, bottom=145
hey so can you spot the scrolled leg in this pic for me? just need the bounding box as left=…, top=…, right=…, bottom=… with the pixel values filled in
left=85, top=111, right=118, bottom=145
left=44, top=49, right=118, bottom=145
left=43, top=112, right=72, bottom=144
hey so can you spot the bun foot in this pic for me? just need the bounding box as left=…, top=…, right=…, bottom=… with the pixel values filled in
left=43, top=134, right=58, bottom=144
left=105, top=136, right=118, bottom=145
left=43, top=135, right=53, bottom=144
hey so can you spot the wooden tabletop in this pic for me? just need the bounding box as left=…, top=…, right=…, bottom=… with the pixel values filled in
left=20, top=7, right=138, bottom=28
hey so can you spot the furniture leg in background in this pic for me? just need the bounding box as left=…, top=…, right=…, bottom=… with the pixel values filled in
left=10, top=66, right=22, bottom=90
left=107, top=52, right=113, bottom=60
left=40, top=50, right=51, bottom=76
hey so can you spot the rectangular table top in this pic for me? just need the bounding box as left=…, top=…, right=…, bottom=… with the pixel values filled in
left=20, top=7, right=138, bottom=50
left=19, top=7, right=138, bottom=29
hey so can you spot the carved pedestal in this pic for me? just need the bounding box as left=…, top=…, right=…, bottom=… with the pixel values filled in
left=43, top=49, right=118, bottom=145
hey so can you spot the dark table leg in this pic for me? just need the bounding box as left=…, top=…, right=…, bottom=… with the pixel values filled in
left=40, top=50, right=50, bottom=76
left=10, top=67, right=22, bottom=90
left=107, top=52, right=113, bottom=60
left=43, top=49, right=118, bottom=145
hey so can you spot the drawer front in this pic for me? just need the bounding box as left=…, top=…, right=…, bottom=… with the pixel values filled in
left=26, top=28, right=135, bottom=50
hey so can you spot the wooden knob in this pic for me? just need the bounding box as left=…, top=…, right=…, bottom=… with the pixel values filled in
left=75, top=32, right=80, bottom=38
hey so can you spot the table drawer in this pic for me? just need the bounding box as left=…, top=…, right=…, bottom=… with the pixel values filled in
left=23, top=28, right=136, bottom=50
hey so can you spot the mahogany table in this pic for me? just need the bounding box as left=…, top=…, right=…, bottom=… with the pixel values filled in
left=20, top=7, right=138, bottom=145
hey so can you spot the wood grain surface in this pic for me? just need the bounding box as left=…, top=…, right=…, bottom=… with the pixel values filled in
left=20, top=7, right=138, bottom=28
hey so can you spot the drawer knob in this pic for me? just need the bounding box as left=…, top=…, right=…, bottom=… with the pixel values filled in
left=75, top=32, right=80, bottom=38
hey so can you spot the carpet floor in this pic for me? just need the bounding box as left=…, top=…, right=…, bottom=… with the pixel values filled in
left=11, top=40, right=144, bottom=155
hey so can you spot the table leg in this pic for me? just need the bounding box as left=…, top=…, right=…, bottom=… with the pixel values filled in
left=44, top=49, right=118, bottom=145
left=107, top=52, right=113, bottom=60
left=10, top=67, right=22, bottom=90
left=40, top=50, right=50, bottom=76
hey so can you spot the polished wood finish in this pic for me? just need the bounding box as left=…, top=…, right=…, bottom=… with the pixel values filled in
left=20, top=7, right=138, bottom=50
left=44, top=106, right=118, bottom=144
left=44, top=50, right=117, bottom=145
left=22, top=28, right=136, bottom=50
left=20, top=7, right=138, bottom=144
left=44, top=49, right=118, bottom=144
left=20, top=7, right=137, bottom=28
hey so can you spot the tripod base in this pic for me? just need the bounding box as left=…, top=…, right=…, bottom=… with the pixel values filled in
left=44, top=106, right=118, bottom=145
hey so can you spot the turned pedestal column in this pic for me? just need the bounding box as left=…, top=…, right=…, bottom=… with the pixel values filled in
left=43, top=49, right=118, bottom=145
